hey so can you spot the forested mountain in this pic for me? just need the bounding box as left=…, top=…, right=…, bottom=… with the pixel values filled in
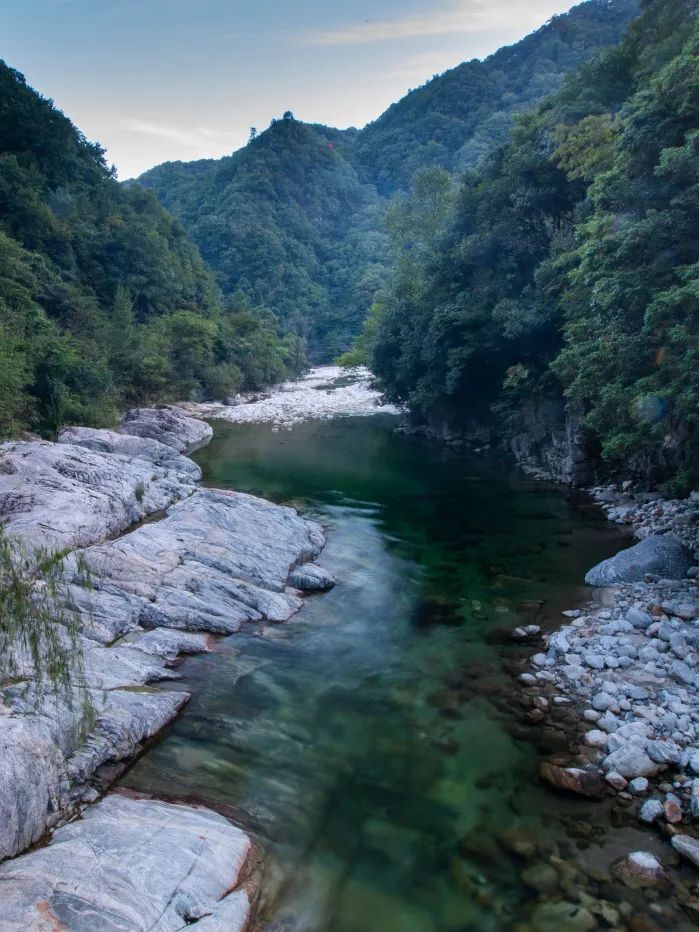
left=139, top=118, right=387, bottom=359
left=365, top=0, right=698, bottom=490
left=356, top=0, right=639, bottom=192
left=138, top=0, right=639, bottom=360
left=0, top=62, right=298, bottom=437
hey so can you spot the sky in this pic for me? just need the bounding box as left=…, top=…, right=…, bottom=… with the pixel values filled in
left=2, top=0, right=580, bottom=179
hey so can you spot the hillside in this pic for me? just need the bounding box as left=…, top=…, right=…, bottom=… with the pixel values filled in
left=367, top=0, right=699, bottom=490
left=139, top=118, right=387, bottom=359
left=138, top=0, right=640, bottom=360
left=357, top=0, right=640, bottom=192
left=0, top=62, right=298, bottom=436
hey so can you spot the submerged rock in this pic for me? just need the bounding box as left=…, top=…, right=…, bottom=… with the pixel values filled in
left=611, top=851, right=668, bottom=889
left=530, top=900, right=596, bottom=932
left=540, top=763, right=606, bottom=799
left=0, top=795, right=251, bottom=931
left=585, top=535, right=692, bottom=587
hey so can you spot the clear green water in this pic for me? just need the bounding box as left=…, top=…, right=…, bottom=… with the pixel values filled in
left=122, top=415, right=650, bottom=930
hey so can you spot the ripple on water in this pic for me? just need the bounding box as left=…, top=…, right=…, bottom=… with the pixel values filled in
left=122, top=415, right=689, bottom=931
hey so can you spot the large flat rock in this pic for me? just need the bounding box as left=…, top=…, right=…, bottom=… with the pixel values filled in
left=58, top=426, right=202, bottom=481
left=0, top=439, right=193, bottom=552
left=0, top=794, right=252, bottom=931
left=65, top=487, right=326, bottom=643
left=0, top=412, right=330, bottom=870
left=120, top=406, right=213, bottom=454
left=0, top=688, right=189, bottom=860
left=585, top=535, right=692, bottom=586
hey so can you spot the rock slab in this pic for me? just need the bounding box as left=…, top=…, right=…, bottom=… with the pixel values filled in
left=0, top=794, right=251, bottom=931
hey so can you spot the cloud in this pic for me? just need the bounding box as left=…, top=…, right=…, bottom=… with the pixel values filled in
left=121, top=119, right=239, bottom=148
left=296, top=0, right=568, bottom=47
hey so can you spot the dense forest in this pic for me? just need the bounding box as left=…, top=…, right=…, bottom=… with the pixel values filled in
left=0, top=62, right=299, bottom=437
left=359, top=0, right=698, bottom=491
left=3, top=0, right=694, bottom=491
left=139, top=0, right=638, bottom=360
left=139, top=119, right=388, bottom=359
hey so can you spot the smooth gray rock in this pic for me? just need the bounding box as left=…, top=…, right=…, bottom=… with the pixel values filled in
left=288, top=562, right=336, bottom=591
left=0, top=795, right=251, bottom=931
left=0, top=439, right=194, bottom=552
left=58, top=426, right=202, bottom=481
left=67, top=488, right=325, bottom=642
left=626, top=607, right=653, bottom=630
left=0, top=688, right=188, bottom=860
left=120, top=406, right=213, bottom=454
left=629, top=777, right=650, bottom=794
left=0, top=422, right=331, bottom=868
left=639, top=799, right=664, bottom=823
left=603, top=742, right=660, bottom=779
left=646, top=739, right=681, bottom=765
left=132, top=629, right=212, bottom=660
left=671, top=834, right=699, bottom=869
left=586, top=536, right=692, bottom=587
left=189, top=890, right=251, bottom=931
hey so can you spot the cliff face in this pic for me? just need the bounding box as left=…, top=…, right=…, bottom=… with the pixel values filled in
left=507, top=400, right=600, bottom=487
left=401, top=399, right=602, bottom=487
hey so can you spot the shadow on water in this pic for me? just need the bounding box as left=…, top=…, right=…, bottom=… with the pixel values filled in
left=121, top=416, right=682, bottom=931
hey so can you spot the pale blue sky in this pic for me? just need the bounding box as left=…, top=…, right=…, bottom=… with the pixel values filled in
left=2, top=0, right=578, bottom=178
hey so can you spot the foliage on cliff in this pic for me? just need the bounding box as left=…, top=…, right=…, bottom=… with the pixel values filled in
left=0, top=527, right=91, bottom=710
left=365, top=0, right=698, bottom=489
left=0, top=62, right=298, bottom=437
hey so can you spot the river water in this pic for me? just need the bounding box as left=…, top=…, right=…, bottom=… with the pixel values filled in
left=122, top=414, right=649, bottom=931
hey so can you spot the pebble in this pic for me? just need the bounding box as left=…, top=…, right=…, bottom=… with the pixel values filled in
left=639, top=799, right=664, bottom=823
left=606, top=772, right=628, bottom=790
left=585, top=730, right=609, bottom=749
left=663, top=793, right=683, bottom=824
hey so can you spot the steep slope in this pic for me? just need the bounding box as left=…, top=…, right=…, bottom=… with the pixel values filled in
left=357, top=0, right=640, bottom=192
left=140, top=118, right=387, bottom=359
left=138, top=0, right=640, bottom=359
left=0, top=62, right=297, bottom=436
left=368, top=0, right=699, bottom=489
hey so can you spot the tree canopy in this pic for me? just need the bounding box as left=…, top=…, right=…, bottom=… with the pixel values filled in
left=0, top=61, right=300, bottom=437
left=363, top=0, right=698, bottom=490
left=138, top=0, right=638, bottom=362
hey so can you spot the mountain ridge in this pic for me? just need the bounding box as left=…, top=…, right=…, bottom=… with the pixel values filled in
left=137, top=0, right=640, bottom=358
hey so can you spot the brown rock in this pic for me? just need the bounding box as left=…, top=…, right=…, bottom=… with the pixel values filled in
left=664, top=795, right=683, bottom=824
left=611, top=851, right=669, bottom=890
left=540, top=763, right=606, bottom=799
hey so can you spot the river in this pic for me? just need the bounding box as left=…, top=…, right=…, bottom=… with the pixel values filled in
left=121, top=413, right=649, bottom=931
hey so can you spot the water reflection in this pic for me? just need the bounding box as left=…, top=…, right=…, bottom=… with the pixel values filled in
left=122, top=417, right=654, bottom=930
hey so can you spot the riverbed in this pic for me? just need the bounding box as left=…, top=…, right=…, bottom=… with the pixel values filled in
left=116, top=410, right=675, bottom=930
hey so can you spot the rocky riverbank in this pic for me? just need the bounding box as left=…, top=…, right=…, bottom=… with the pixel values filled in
left=522, top=485, right=699, bottom=915
left=0, top=406, right=334, bottom=930
left=181, top=365, right=400, bottom=427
